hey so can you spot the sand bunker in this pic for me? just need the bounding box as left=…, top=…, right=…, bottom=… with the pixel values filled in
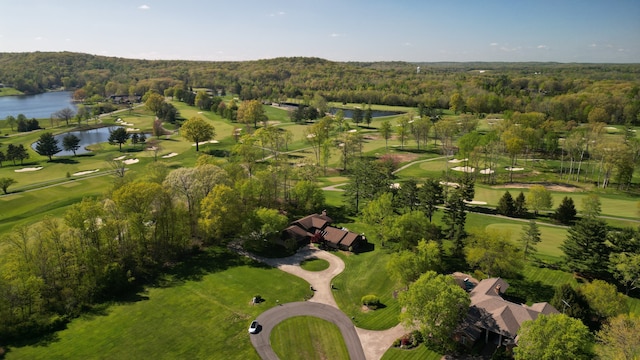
left=126, top=128, right=140, bottom=132
left=122, top=159, right=139, bottom=165
left=113, top=155, right=127, bottom=161
left=348, top=129, right=358, bottom=133
left=15, top=166, right=43, bottom=172
left=464, top=200, right=488, bottom=205
left=440, top=181, right=460, bottom=188
left=479, top=168, right=495, bottom=174
left=505, top=167, right=524, bottom=171
left=192, top=140, right=219, bottom=146
left=73, top=169, right=100, bottom=176
left=451, top=166, right=475, bottom=173
left=448, top=158, right=468, bottom=163
left=161, top=152, right=178, bottom=158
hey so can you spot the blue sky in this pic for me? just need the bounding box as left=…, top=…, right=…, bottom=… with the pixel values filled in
left=1, top=0, right=638, bottom=63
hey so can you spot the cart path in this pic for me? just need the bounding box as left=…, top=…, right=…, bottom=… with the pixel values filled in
left=245, top=245, right=406, bottom=360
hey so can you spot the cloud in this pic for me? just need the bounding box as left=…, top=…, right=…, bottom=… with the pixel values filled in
left=490, top=42, right=498, bottom=47
left=269, top=11, right=285, bottom=17
left=35, top=36, right=44, bottom=41
left=330, top=33, right=344, bottom=38
left=138, top=4, right=150, bottom=10
left=403, top=42, right=413, bottom=47
left=589, top=43, right=597, bottom=48
left=537, top=45, right=548, bottom=49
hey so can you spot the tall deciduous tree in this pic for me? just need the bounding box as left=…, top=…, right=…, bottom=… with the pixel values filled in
left=526, top=185, right=553, bottom=215
left=108, top=127, right=130, bottom=151
left=237, top=100, right=266, bottom=130
left=514, top=314, right=594, bottom=360
left=609, top=252, right=640, bottom=295
left=400, top=271, right=469, bottom=352
left=387, top=239, right=442, bottom=287
left=144, top=91, right=165, bottom=115
left=550, top=283, right=591, bottom=324
left=54, top=107, right=75, bottom=126
left=35, top=132, right=62, bottom=160
left=596, top=313, right=640, bottom=360
left=465, top=229, right=523, bottom=278
left=62, top=134, right=81, bottom=156
left=396, top=114, right=411, bottom=149
left=380, top=120, right=393, bottom=151
left=581, top=279, right=629, bottom=319
left=581, top=193, right=601, bottom=219
left=181, top=116, right=215, bottom=152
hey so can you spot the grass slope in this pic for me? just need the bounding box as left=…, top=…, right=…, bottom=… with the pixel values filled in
left=6, top=249, right=312, bottom=360
left=271, top=316, right=349, bottom=360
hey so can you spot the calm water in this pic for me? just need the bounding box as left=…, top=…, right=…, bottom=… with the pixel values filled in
left=328, top=107, right=403, bottom=119
left=31, top=127, right=122, bottom=156
left=0, top=91, right=76, bottom=119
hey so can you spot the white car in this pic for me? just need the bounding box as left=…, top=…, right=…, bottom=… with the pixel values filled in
left=248, top=320, right=259, bottom=334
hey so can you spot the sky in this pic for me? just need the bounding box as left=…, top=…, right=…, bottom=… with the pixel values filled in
left=0, top=0, right=638, bottom=63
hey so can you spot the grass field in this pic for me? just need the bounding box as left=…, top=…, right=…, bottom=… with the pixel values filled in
left=300, top=257, right=330, bottom=271
left=5, top=248, right=313, bottom=360
left=271, top=316, right=349, bottom=360
left=381, top=345, right=442, bottom=360
left=331, top=221, right=401, bottom=330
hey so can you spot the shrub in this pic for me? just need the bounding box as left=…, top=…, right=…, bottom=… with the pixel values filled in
left=361, top=294, right=381, bottom=309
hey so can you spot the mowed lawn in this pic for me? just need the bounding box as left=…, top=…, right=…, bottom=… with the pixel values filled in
left=271, top=316, right=349, bottom=360
left=6, top=250, right=312, bottom=360
left=381, top=346, right=442, bottom=360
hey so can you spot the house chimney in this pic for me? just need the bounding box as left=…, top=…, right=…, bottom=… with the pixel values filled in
left=495, top=285, right=501, bottom=294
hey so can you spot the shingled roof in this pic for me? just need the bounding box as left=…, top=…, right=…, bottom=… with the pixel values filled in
left=467, top=278, right=559, bottom=340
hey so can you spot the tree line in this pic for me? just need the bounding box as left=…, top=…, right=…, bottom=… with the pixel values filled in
left=1, top=52, right=639, bottom=126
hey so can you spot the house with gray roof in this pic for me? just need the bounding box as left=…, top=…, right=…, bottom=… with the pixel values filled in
left=459, top=277, right=559, bottom=347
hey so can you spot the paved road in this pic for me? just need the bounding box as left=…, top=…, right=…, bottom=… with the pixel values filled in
left=250, top=301, right=366, bottom=360
left=244, top=245, right=406, bottom=360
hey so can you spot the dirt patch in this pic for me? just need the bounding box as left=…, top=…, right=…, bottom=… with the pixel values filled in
left=493, top=182, right=583, bottom=192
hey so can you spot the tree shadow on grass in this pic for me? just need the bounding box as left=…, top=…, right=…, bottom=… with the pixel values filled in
left=502, top=277, right=555, bottom=304
left=50, top=158, right=79, bottom=164
left=159, top=246, right=248, bottom=286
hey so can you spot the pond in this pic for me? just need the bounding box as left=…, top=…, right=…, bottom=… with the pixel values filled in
left=328, top=107, right=404, bottom=119
left=31, top=126, right=127, bottom=156
left=0, top=91, right=77, bottom=119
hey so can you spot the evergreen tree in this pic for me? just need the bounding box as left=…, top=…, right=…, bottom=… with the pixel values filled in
left=550, top=283, right=591, bottom=325
left=514, top=191, right=528, bottom=217
left=62, top=134, right=81, bottom=156
left=443, top=189, right=467, bottom=255
left=35, top=132, right=62, bottom=161
left=497, top=191, right=516, bottom=216
left=553, top=196, right=577, bottom=225
left=417, top=179, right=443, bottom=222
left=561, top=218, right=610, bottom=277
left=520, top=219, right=541, bottom=260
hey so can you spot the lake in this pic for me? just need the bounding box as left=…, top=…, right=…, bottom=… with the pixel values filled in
left=31, top=126, right=123, bottom=156
left=0, top=91, right=77, bottom=119
left=328, top=107, right=403, bottom=119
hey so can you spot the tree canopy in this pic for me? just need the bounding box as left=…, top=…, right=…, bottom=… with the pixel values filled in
left=514, top=314, right=594, bottom=360
left=181, top=116, right=216, bottom=152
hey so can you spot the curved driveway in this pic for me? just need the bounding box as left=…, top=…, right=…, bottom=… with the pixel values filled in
left=250, top=301, right=366, bottom=360
left=245, top=245, right=405, bottom=360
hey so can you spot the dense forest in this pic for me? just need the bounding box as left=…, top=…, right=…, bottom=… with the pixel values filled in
left=1, top=52, right=640, bottom=125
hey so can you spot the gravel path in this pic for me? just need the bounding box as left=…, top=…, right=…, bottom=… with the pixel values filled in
left=245, top=245, right=406, bottom=360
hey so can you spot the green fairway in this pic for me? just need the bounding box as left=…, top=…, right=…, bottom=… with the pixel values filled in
left=6, top=249, right=312, bottom=360
left=0, top=175, right=111, bottom=234
left=271, top=316, right=349, bottom=360
left=300, top=257, right=330, bottom=271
